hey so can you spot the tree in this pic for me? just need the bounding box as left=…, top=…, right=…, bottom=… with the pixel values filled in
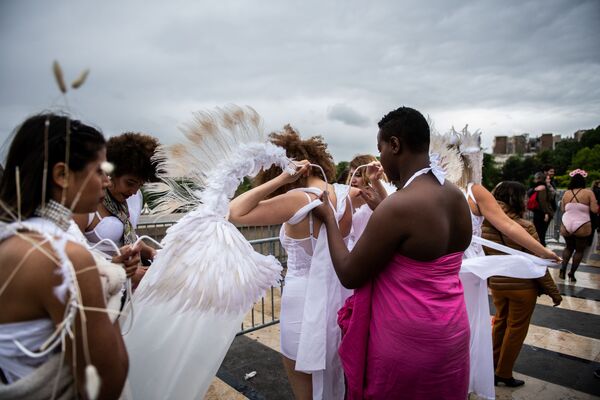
left=570, top=144, right=600, bottom=172
left=482, top=153, right=501, bottom=190
left=548, top=139, right=582, bottom=175
left=580, top=125, right=600, bottom=149
left=501, top=155, right=541, bottom=185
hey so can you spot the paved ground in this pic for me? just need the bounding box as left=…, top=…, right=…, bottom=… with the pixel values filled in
left=206, top=240, right=600, bottom=399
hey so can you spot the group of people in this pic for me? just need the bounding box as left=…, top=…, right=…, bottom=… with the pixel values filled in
left=0, top=106, right=596, bottom=400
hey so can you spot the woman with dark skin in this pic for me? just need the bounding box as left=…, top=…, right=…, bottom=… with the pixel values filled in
left=313, top=107, right=473, bottom=398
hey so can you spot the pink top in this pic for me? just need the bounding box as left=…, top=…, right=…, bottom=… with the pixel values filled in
left=338, top=252, right=470, bottom=400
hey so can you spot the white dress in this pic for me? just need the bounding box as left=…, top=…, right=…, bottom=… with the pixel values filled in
left=460, top=183, right=549, bottom=400
left=279, top=184, right=353, bottom=400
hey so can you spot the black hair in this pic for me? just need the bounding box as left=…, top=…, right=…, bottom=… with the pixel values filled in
left=377, top=107, right=430, bottom=152
left=491, top=181, right=527, bottom=216
left=568, top=174, right=586, bottom=190
left=0, top=113, right=105, bottom=221
left=542, top=165, right=554, bottom=172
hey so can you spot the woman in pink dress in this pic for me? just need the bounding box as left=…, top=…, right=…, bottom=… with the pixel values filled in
left=314, top=107, right=472, bottom=399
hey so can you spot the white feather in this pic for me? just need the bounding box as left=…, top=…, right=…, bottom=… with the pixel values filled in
left=135, top=106, right=287, bottom=313
left=85, top=364, right=101, bottom=400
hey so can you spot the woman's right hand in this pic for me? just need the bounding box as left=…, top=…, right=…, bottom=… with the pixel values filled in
left=280, top=159, right=311, bottom=184
left=113, top=244, right=142, bottom=278
left=365, top=161, right=384, bottom=182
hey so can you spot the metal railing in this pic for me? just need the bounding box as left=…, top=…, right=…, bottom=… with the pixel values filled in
left=136, top=220, right=286, bottom=335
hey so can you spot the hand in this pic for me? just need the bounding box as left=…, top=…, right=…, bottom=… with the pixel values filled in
left=539, top=247, right=561, bottom=263
left=365, top=161, right=384, bottom=182
left=311, top=190, right=334, bottom=223
left=359, top=186, right=383, bottom=211
left=280, top=160, right=310, bottom=184
left=131, top=266, right=149, bottom=290
left=544, top=214, right=549, bottom=222
left=112, top=243, right=142, bottom=278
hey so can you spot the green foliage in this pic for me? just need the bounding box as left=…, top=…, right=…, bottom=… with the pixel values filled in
left=235, top=177, right=253, bottom=196
left=548, top=139, right=582, bottom=175
left=482, top=153, right=502, bottom=190
left=336, top=161, right=349, bottom=183
left=570, top=144, right=600, bottom=172
left=555, top=170, right=600, bottom=189
left=501, top=155, right=541, bottom=184
left=580, top=125, right=600, bottom=149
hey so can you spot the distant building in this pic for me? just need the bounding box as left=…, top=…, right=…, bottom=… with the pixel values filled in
left=540, top=133, right=555, bottom=152
left=493, top=136, right=508, bottom=154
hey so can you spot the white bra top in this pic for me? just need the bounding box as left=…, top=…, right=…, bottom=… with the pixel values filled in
left=83, top=190, right=143, bottom=254
left=279, top=185, right=352, bottom=279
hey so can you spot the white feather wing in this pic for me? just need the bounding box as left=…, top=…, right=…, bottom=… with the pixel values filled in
left=134, top=105, right=288, bottom=313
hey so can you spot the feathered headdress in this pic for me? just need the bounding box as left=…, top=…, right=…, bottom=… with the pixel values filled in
left=135, top=105, right=289, bottom=313
left=448, top=124, right=483, bottom=186
left=427, top=117, right=464, bottom=185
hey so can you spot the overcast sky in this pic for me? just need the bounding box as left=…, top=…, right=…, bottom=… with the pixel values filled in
left=1, top=0, right=599, bottom=161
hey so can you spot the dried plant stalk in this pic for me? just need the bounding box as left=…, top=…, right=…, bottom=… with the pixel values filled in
left=15, top=167, right=21, bottom=221
left=41, top=118, right=50, bottom=209
left=52, top=61, right=67, bottom=94
left=71, top=69, right=90, bottom=89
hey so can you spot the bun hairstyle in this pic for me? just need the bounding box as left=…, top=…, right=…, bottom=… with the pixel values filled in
left=253, top=124, right=336, bottom=198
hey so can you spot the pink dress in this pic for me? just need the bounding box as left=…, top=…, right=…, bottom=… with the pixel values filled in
left=338, top=252, right=470, bottom=400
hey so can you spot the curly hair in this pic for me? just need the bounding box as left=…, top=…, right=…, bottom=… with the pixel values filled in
left=107, top=132, right=159, bottom=182
left=253, top=125, right=336, bottom=197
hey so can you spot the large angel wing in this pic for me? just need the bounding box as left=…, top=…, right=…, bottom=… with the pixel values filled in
left=134, top=105, right=288, bottom=313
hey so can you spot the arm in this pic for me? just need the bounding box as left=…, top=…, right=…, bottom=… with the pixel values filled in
left=313, top=193, right=406, bottom=288
left=472, top=184, right=560, bottom=261
left=43, top=243, right=128, bottom=399
left=228, top=162, right=310, bottom=226
left=588, top=189, right=599, bottom=214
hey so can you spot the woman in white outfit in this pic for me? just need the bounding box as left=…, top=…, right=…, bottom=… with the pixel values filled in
left=229, top=125, right=357, bottom=400
left=0, top=114, right=129, bottom=398
left=447, top=126, right=560, bottom=398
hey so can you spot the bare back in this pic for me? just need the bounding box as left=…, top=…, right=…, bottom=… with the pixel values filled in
left=392, top=176, right=472, bottom=261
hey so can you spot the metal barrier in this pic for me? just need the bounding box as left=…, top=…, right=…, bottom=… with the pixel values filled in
left=136, top=219, right=287, bottom=335
left=238, top=236, right=286, bottom=335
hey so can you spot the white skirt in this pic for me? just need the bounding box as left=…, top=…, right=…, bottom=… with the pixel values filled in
left=280, top=275, right=308, bottom=360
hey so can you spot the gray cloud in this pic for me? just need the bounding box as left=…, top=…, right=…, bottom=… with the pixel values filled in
left=327, top=104, right=370, bottom=127
left=0, top=0, right=599, bottom=161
